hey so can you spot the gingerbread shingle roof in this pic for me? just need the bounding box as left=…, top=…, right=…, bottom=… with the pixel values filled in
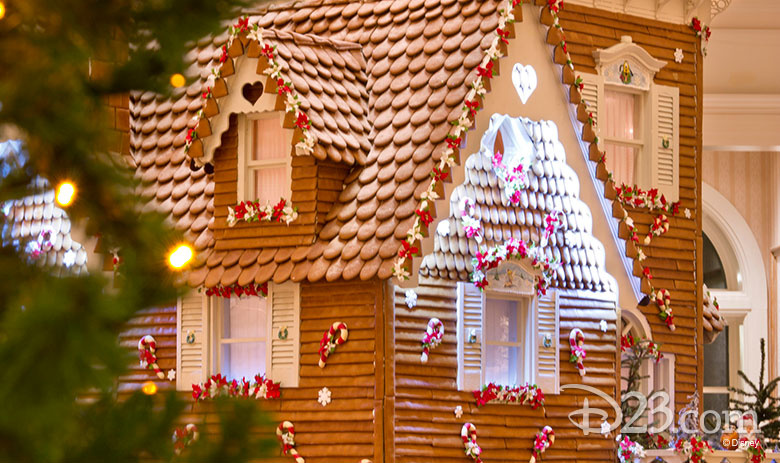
left=0, top=141, right=88, bottom=273
left=131, top=0, right=509, bottom=287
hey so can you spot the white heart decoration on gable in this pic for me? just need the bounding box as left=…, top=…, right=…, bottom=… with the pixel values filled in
left=511, top=63, right=538, bottom=104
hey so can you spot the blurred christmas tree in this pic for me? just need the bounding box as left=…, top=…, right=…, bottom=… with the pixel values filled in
left=0, top=0, right=275, bottom=461
left=729, top=338, right=780, bottom=446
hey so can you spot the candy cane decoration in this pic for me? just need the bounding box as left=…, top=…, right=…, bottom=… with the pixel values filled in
left=421, top=317, right=444, bottom=363
left=651, top=288, right=675, bottom=331
left=138, top=334, right=165, bottom=379
left=277, top=421, right=304, bottom=463
left=461, top=422, right=482, bottom=463
left=172, top=423, right=199, bottom=455
left=568, top=329, right=586, bottom=377
left=529, top=426, right=554, bottom=463
left=318, top=322, right=348, bottom=368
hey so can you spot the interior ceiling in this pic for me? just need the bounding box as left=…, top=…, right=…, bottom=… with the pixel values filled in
left=705, top=0, right=780, bottom=94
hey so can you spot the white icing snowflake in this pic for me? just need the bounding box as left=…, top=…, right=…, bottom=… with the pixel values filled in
left=601, top=420, right=611, bottom=436
left=318, top=387, right=331, bottom=407
left=454, top=405, right=463, bottom=419
left=405, top=289, right=418, bottom=309
left=599, top=320, right=608, bottom=333
left=684, top=208, right=691, bottom=219
left=167, top=369, right=176, bottom=381
left=62, top=250, right=76, bottom=268
left=674, top=48, right=684, bottom=63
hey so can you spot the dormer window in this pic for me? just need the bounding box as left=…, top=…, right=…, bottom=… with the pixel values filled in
left=579, top=36, right=679, bottom=201
left=237, top=113, right=291, bottom=203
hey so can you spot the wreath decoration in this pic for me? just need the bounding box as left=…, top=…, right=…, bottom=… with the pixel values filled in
left=529, top=426, right=555, bottom=463
left=172, top=424, right=199, bottom=455
left=461, top=422, right=482, bottom=463
left=568, top=329, right=586, bottom=377
left=138, top=334, right=165, bottom=379
left=277, top=421, right=304, bottom=463
left=318, top=322, right=348, bottom=368
left=421, top=318, right=444, bottom=364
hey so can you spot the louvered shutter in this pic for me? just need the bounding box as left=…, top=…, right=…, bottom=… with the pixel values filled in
left=269, top=282, right=300, bottom=387
left=650, top=84, right=680, bottom=201
left=458, top=282, right=483, bottom=391
left=535, top=290, right=560, bottom=394
left=177, top=291, right=208, bottom=391
left=579, top=73, right=604, bottom=150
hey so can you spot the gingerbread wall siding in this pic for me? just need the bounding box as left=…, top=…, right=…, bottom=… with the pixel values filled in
left=392, top=279, right=618, bottom=463
left=117, top=305, right=177, bottom=393
left=552, top=3, right=701, bottom=411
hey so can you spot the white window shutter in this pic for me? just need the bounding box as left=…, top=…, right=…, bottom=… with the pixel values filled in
left=176, top=291, right=209, bottom=391
left=269, top=282, right=300, bottom=387
left=535, top=290, right=560, bottom=394
left=650, top=84, right=679, bottom=201
left=579, top=73, right=604, bottom=150
left=458, top=282, right=483, bottom=391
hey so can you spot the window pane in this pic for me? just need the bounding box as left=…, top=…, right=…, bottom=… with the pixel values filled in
left=703, top=326, right=729, bottom=387
left=485, top=299, right=518, bottom=343
left=252, top=166, right=286, bottom=202
left=485, top=345, right=519, bottom=385
left=604, top=143, right=637, bottom=186
left=604, top=90, right=639, bottom=140
left=703, top=233, right=728, bottom=289
left=224, top=296, right=267, bottom=340
left=221, top=341, right=266, bottom=380
left=252, top=117, right=287, bottom=161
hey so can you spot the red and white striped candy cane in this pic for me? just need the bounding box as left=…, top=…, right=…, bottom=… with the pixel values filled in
left=172, top=423, right=199, bottom=455
left=138, top=335, right=165, bottom=379
left=461, top=422, right=482, bottom=463
left=529, top=426, right=554, bottom=463
left=318, top=322, right=348, bottom=368
left=421, top=317, right=444, bottom=363
left=277, top=421, right=304, bottom=463
left=569, top=329, right=586, bottom=377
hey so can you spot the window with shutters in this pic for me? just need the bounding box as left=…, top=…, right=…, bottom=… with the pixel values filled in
left=175, top=282, right=300, bottom=390
left=237, top=112, right=292, bottom=203
left=579, top=36, right=680, bottom=201
left=457, top=264, right=560, bottom=394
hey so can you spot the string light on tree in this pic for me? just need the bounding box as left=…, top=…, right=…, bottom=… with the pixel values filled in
left=169, top=73, right=186, bottom=88
left=168, top=243, right=194, bottom=269
left=56, top=181, right=76, bottom=207
left=141, top=381, right=157, bottom=395
left=0, top=2, right=5, bottom=20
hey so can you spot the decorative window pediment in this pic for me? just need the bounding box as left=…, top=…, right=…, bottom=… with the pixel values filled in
left=483, top=261, right=538, bottom=297
left=593, top=35, right=667, bottom=91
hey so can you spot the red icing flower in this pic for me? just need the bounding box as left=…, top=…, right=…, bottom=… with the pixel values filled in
left=446, top=136, right=462, bottom=150
left=643, top=267, right=653, bottom=279
left=497, top=28, right=510, bottom=45
left=219, top=45, right=228, bottom=63
left=464, top=99, right=480, bottom=117
left=234, top=17, right=249, bottom=33
left=476, top=61, right=494, bottom=78
left=416, top=208, right=434, bottom=227
left=277, top=78, right=291, bottom=94
left=261, top=44, right=274, bottom=59
left=691, top=17, right=702, bottom=32
left=295, top=112, right=310, bottom=130
left=432, top=166, right=448, bottom=182
left=398, top=240, right=419, bottom=258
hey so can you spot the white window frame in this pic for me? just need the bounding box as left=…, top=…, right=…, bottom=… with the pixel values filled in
left=236, top=112, right=292, bottom=203
left=212, top=295, right=270, bottom=379
left=481, top=293, right=535, bottom=386
left=602, top=86, right=645, bottom=180
left=175, top=282, right=300, bottom=390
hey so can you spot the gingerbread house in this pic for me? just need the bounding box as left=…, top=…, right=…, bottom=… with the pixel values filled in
left=78, top=0, right=719, bottom=461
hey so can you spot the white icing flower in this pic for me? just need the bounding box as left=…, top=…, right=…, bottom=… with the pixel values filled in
left=167, top=369, right=176, bottom=381
left=405, top=289, right=418, bottom=309
left=601, top=420, right=611, bottom=436
left=227, top=206, right=237, bottom=227
left=624, top=216, right=634, bottom=229
left=318, top=387, right=331, bottom=406
left=599, top=320, right=608, bottom=333
left=393, top=260, right=410, bottom=280
left=454, top=405, right=463, bottom=419
left=62, top=250, right=76, bottom=268
left=674, top=48, right=684, bottom=63
left=637, top=249, right=646, bottom=261
left=255, top=383, right=268, bottom=399
left=684, top=208, right=691, bottom=219
left=247, top=28, right=263, bottom=42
